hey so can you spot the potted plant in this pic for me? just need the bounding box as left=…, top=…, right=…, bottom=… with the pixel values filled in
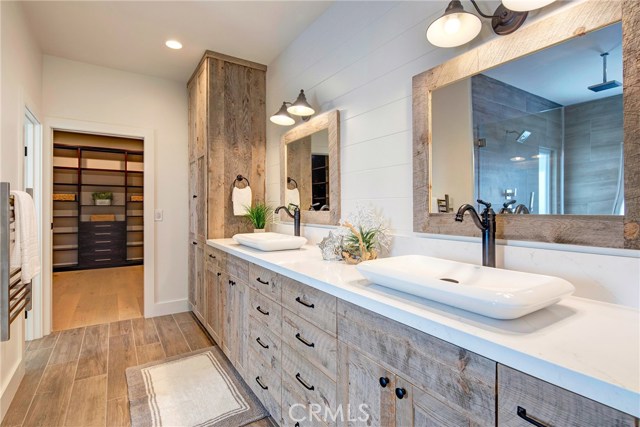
left=244, top=202, right=272, bottom=232
left=339, top=205, right=390, bottom=264
left=92, top=191, right=113, bottom=206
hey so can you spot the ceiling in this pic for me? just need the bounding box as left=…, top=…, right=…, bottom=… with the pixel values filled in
left=22, top=1, right=333, bottom=83
left=483, top=23, right=623, bottom=106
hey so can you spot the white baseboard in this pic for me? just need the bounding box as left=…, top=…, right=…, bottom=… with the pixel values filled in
left=145, top=299, right=190, bottom=318
left=0, top=360, right=25, bottom=423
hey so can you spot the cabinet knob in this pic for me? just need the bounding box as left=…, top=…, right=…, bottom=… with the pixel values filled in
left=379, top=377, right=390, bottom=388
left=217, top=272, right=221, bottom=277
left=193, top=195, right=197, bottom=198
left=192, top=241, right=197, bottom=245
left=208, top=254, right=215, bottom=259
left=395, top=387, right=407, bottom=399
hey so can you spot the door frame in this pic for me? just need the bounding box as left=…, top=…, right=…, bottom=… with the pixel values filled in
left=41, top=117, right=156, bottom=336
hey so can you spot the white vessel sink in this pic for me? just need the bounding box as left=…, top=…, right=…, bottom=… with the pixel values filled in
left=232, top=232, right=307, bottom=252
left=356, top=255, right=575, bottom=319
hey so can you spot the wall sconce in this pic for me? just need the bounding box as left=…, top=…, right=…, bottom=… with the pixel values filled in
left=270, top=90, right=315, bottom=126
left=426, top=0, right=557, bottom=48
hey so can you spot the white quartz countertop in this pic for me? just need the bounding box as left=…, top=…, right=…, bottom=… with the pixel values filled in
left=207, top=239, right=640, bottom=417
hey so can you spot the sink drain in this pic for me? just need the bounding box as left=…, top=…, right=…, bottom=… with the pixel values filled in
left=440, top=278, right=459, bottom=284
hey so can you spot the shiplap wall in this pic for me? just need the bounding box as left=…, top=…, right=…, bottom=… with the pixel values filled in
left=266, top=0, right=640, bottom=307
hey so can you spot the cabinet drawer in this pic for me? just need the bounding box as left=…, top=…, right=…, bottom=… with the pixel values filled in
left=282, top=344, right=337, bottom=415
left=248, top=288, right=282, bottom=334
left=205, top=245, right=222, bottom=268
left=225, top=254, right=248, bottom=282
left=281, top=276, right=336, bottom=336
left=248, top=263, right=281, bottom=303
left=282, top=309, right=337, bottom=380
left=282, top=377, right=331, bottom=427
left=247, top=349, right=282, bottom=423
left=498, top=364, right=636, bottom=426
left=248, top=314, right=282, bottom=371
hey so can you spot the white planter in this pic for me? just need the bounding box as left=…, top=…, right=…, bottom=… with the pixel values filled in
left=253, top=228, right=266, bottom=233
left=95, top=199, right=112, bottom=206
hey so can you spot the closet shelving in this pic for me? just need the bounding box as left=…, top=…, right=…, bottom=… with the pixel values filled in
left=52, top=144, right=144, bottom=271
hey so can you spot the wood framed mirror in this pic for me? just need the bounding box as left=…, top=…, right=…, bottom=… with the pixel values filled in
left=280, top=110, right=341, bottom=225
left=413, top=0, right=639, bottom=249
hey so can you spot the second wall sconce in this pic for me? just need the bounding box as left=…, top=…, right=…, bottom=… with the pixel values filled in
left=426, top=0, right=557, bottom=48
left=270, top=89, right=316, bottom=126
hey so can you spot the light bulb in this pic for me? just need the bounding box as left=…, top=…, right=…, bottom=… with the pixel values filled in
left=444, top=15, right=461, bottom=34
left=165, top=40, right=182, bottom=50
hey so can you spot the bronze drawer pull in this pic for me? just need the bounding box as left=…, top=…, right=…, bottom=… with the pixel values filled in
left=256, top=337, right=269, bottom=349
left=256, top=306, right=269, bottom=316
left=255, top=376, right=268, bottom=390
left=192, top=241, right=197, bottom=245
left=94, top=224, right=111, bottom=228
left=517, top=407, right=549, bottom=427
left=95, top=240, right=112, bottom=244
left=208, top=254, right=215, bottom=259
left=95, top=258, right=111, bottom=262
left=95, top=249, right=111, bottom=253
left=379, top=377, right=390, bottom=388
left=94, top=232, right=111, bottom=236
left=228, top=280, right=235, bottom=286
left=192, top=195, right=197, bottom=199
left=295, top=373, right=314, bottom=391
left=395, top=387, right=407, bottom=399
left=256, top=277, right=269, bottom=285
left=295, top=296, right=314, bottom=309
left=295, top=333, right=315, bottom=348
left=217, top=272, right=222, bottom=277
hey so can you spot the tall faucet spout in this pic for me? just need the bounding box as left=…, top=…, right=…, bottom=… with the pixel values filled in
left=454, top=201, right=496, bottom=268
left=455, top=204, right=485, bottom=230
left=275, top=204, right=301, bottom=237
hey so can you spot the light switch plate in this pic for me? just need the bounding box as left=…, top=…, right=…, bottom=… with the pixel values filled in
left=154, top=209, right=163, bottom=221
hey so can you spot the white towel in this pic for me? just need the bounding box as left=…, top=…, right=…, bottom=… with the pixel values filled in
left=232, top=186, right=252, bottom=216
left=285, top=188, right=300, bottom=208
left=10, top=191, right=40, bottom=283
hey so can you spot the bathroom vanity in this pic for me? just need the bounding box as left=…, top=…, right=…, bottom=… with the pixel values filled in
left=193, top=240, right=639, bottom=426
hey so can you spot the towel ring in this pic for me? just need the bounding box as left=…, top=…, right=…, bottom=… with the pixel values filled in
left=233, top=175, right=250, bottom=189
left=287, top=177, right=298, bottom=189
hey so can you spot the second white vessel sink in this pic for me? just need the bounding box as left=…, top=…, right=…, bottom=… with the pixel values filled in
left=356, top=255, right=575, bottom=319
left=232, top=232, right=307, bottom=252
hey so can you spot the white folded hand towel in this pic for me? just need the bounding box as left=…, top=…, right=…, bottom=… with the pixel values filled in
left=232, top=186, right=252, bottom=216
left=285, top=188, right=301, bottom=209
left=10, top=190, right=41, bottom=282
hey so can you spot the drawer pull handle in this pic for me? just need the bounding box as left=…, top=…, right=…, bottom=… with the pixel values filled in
left=295, top=333, right=315, bottom=348
left=95, top=232, right=111, bottom=236
left=517, top=407, right=549, bottom=427
left=208, top=254, right=215, bottom=259
left=95, top=249, right=111, bottom=253
left=228, top=280, right=235, bottom=286
left=193, top=195, right=197, bottom=199
left=379, top=377, right=390, bottom=388
left=256, top=277, right=269, bottom=285
left=95, top=225, right=111, bottom=228
left=256, top=337, right=269, bottom=349
left=295, top=296, right=315, bottom=309
left=256, top=306, right=269, bottom=316
left=192, top=241, right=197, bottom=245
left=395, top=387, right=407, bottom=399
left=95, top=258, right=112, bottom=262
left=95, top=240, right=112, bottom=244
left=255, top=376, right=268, bottom=390
left=217, top=272, right=222, bottom=277
left=295, top=373, right=315, bottom=391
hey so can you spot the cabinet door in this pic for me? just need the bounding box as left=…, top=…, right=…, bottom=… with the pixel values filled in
left=205, top=262, right=221, bottom=345
left=189, top=161, right=197, bottom=237
left=234, top=281, right=248, bottom=374
left=196, top=243, right=206, bottom=320
left=187, top=80, right=197, bottom=162
left=194, top=63, right=207, bottom=159
left=222, top=274, right=236, bottom=360
left=195, top=155, right=206, bottom=241
left=343, top=347, right=396, bottom=427
left=188, top=239, right=196, bottom=306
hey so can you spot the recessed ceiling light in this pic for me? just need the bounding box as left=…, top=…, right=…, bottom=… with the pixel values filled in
left=510, top=156, right=526, bottom=162
left=165, top=40, right=182, bottom=50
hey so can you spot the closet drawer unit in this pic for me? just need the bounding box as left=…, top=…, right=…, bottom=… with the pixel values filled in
left=247, top=349, right=282, bottom=423
left=80, top=254, right=126, bottom=268
left=282, top=309, right=337, bottom=380
left=498, top=364, right=636, bottom=426
left=248, top=315, right=282, bottom=370
left=248, top=263, right=281, bottom=302
left=249, top=288, right=282, bottom=335
left=281, top=276, right=337, bottom=335
left=225, top=254, right=248, bottom=282
left=281, top=344, right=337, bottom=417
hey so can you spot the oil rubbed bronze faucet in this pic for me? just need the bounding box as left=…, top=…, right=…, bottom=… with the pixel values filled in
left=455, top=200, right=496, bottom=268
left=275, top=204, right=301, bottom=237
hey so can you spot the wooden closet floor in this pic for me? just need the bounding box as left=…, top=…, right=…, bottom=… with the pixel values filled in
left=1, top=313, right=275, bottom=427
left=53, top=266, right=143, bottom=331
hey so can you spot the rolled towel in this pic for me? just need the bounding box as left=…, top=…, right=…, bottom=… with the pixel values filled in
left=232, top=186, right=252, bottom=216
left=285, top=188, right=300, bottom=208
left=10, top=190, right=41, bottom=282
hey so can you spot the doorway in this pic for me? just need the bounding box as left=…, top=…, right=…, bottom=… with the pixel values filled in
left=51, top=131, right=144, bottom=330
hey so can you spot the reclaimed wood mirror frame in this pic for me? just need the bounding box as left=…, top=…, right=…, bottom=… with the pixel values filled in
left=280, top=109, right=341, bottom=225
left=413, top=0, right=639, bottom=249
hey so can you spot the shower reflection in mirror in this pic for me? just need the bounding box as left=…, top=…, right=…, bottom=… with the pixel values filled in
left=431, top=22, right=624, bottom=216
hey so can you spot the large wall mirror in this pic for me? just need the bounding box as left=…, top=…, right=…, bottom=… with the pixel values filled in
left=280, top=110, right=340, bottom=225
left=413, top=0, right=639, bottom=249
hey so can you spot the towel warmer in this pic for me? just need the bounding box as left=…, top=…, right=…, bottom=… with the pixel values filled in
left=1, top=182, right=33, bottom=341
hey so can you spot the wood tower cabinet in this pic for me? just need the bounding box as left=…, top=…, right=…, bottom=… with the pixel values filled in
left=187, top=51, right=266, bottom=323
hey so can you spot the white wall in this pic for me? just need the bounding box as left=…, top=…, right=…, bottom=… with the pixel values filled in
left=43, top=56, right=189, bottom=312
left=267, top=1, right=640, bottom=308
left=0, top=1, right=43, bottom=420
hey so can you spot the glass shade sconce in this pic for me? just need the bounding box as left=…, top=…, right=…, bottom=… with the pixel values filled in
left=426, top=0, right=557, bottom=48
left=270, top=90, right=316, bottom=126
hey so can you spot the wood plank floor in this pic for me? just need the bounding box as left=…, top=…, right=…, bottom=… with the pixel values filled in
left=2, top=313, right=273, bottom=427
left=52, top=266, right=143, bottom=331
